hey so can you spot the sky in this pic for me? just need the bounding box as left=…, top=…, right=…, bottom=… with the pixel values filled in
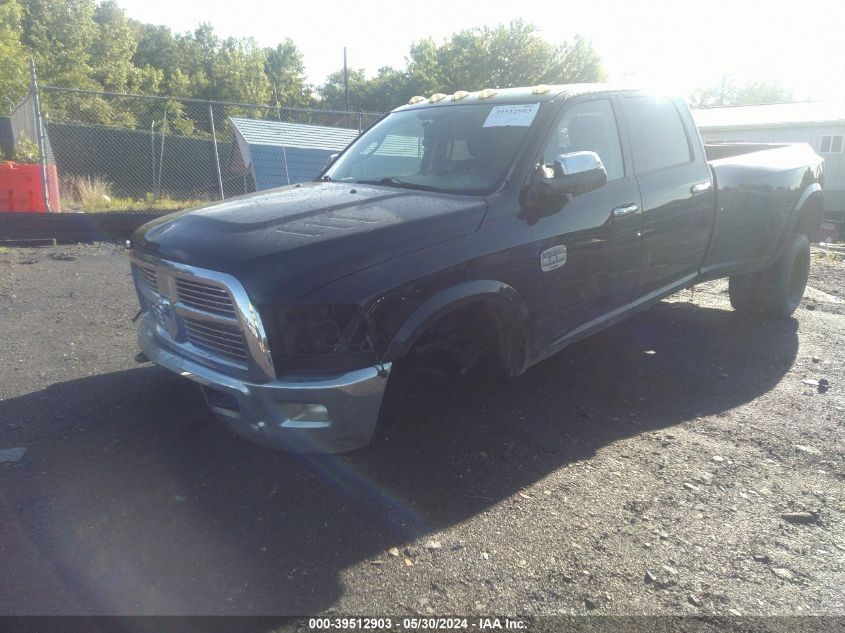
left=116, top=0, right=845, bottom=101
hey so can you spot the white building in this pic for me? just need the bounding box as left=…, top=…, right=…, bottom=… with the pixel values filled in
left=694, top=101, right=845, bottom=232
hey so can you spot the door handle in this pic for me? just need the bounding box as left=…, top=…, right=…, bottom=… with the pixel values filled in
left=612, top=203, right=639, bottom=218
left=690, top=180, right=712, bottom=194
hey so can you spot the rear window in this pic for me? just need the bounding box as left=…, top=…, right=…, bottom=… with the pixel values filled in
left=622, top=96, right=692, bottom=173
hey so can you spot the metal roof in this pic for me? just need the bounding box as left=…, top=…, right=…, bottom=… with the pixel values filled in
left=229, top=117, right=359, bottom=151
left=693, top=100, right=845, bottom=130
left=393, top=83, right=634, bottom=112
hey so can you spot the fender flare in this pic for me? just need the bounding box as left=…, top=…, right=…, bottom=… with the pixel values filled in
left=789, top=182, right=824, bottom=240
left=769, top=184, right=824, bottom=264
left=381, top=280, right=531, bottom=373
left=794, top=182, right=823, bottom=209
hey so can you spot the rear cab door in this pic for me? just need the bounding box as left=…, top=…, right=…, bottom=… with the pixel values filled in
left=618, top=95, right=716, bottom=300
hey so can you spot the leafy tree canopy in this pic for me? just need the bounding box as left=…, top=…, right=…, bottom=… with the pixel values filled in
left=690, top=76, right=792, bottom=108
left=2, top=0, right=312, bottom=123
left=2, top=5, right=608, bottom=123
left=0, top=0, right=29, bottom=104
left=319, top=21, right=607, bottom=111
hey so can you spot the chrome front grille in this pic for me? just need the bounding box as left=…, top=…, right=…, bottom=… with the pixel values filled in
left=130, top=254, right=274, bottom=381
left=175, top=277, right=237, bottom=318
left=135, top=263, right=158, bottom=293
left=184, top=316, right=248, bottom=363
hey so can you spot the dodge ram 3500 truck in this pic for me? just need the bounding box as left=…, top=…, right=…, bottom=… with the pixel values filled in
left=129, top=85, right=824, bottom=453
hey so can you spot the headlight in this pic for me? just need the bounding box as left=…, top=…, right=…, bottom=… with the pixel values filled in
left=258, top=303, right=380, bottom=371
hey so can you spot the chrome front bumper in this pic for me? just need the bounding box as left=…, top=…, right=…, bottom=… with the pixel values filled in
left=139, top=316, right=391, bottom=453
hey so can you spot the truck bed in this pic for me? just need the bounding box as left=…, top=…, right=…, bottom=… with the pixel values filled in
left=704, top=142, right=792, bottom=162
left=699, top=142, right=824, bottom=279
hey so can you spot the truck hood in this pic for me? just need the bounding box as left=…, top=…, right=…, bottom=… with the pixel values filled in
left=132, top=181, right=488, bottom=303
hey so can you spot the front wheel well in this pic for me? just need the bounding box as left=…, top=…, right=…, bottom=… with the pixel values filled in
left=398, top=300, right=527, bottom=377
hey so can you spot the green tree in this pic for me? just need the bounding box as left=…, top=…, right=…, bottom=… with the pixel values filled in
left=17, top=0, right=155, bottom=125
left=208, top=37, right=270, bottom=104
left=690, top=76, right=792, bottom=108
left=417, top=22, right=606, bottom=92
left=131, top=23, right=179, bottom=74
left=19, top=0, right=98, bottom=89
left=401, top=39, right=439, bottom=95
left=169, top=24, right=216, bottom=98
left=318, top=67, right=357, bottom=109
left=362, top=66, right=414, bottom=110
left=318, top=67, right=406, bottom=112
left=545, top=35, right=606, bottom=84
left=90, top=1, right=136, bottom=92
left=264, top=40, right=313, bottom=107
left=0, top=0, right=28, bottom=105
left=436, top=21, right=550, bottom=89
left=319, top=21, right=607, bottom=111
left=131, top=22, right=311, bottom=107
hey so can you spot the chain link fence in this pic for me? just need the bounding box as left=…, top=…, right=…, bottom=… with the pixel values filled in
left=1, top=61, right=29, bottom=113
left=9, top=86, right=383, bottom=212
left=1, top=61, right=32, bottom=160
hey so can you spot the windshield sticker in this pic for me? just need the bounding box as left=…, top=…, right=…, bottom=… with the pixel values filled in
left=483, top=103, right=540, bottom=128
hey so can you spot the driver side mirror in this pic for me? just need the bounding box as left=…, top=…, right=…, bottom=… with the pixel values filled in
left=551, top=151, right=608, bottom=193
left=523, top=151, right=608, bottom=220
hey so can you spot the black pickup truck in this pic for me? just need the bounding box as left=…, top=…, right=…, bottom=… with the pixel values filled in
left=129, top=84, right=824, bottom=453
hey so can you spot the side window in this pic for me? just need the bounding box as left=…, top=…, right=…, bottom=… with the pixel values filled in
left=820, top=136, right=832, bottom=153
left=820, top=135, right=843, bottom=154
left=622, top=96, right=692, bottom=173
left=543, top=99, right=624, bottom=181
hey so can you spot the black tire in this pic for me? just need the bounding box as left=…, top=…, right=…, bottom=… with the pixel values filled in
left=728, top=232, right=810, bottom=318
left=728, top=271, right=760, bottom=314
left=759, top=232, right=811, bottom=317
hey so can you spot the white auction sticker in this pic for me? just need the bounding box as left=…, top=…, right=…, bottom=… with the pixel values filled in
left=482, top=103, right=540, bottom=127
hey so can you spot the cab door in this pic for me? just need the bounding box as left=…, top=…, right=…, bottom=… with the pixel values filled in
left=618, top=95, right=716, bottom=299
left=529, top=96, right=643, bottom=351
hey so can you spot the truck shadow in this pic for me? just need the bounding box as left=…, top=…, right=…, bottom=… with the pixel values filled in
left=0, top=300, right=799, bottom=614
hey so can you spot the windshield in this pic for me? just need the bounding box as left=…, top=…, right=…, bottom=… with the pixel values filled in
left=324, top=103, right=540, bottom=195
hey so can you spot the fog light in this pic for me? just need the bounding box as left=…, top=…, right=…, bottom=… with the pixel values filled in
left=203, top=386, right=239, bottom=412
left=280, top=403, right=331, bottom=426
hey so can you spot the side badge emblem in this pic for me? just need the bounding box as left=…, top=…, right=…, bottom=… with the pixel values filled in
left=541, top=245, right=567, bottom=272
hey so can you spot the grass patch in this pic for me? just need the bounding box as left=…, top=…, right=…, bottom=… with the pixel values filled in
left=81, top=196, right=208, bottom=213
left=60, top=175, right=209, bottom=213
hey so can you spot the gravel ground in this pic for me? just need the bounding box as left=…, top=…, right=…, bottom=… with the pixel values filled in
left=0, top=242, right=843, bottom=616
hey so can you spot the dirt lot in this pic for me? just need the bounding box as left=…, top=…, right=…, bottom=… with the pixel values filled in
left=0, top=243, right=843, bottom=617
